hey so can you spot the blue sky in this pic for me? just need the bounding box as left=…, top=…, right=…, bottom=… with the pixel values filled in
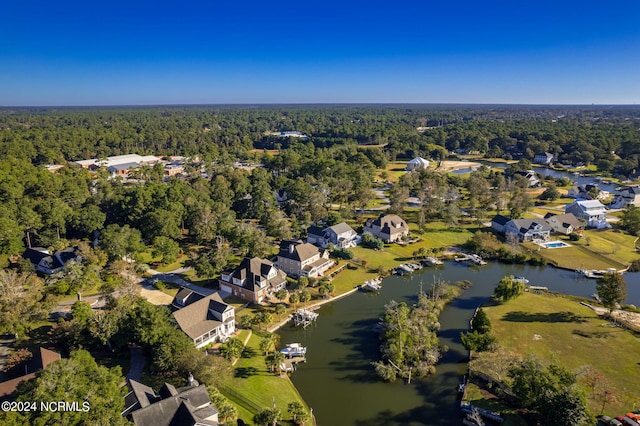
left=1, top=0, right=639, bottom=105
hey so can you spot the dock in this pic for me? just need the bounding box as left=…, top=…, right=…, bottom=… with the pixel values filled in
left=279, top=356, right=306, bottom=373
left=291, top=308, right=319, bottom=328
left=527, top=285, right=548, bottom=291
left=455, top=254, right=487, bottom=266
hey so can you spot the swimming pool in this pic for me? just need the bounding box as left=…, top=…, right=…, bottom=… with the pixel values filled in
left=538, top=241, right=571, bottom=249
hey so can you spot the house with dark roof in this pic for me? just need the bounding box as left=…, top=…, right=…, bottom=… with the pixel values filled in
left=22, top=246, right=80, bottom=275
left=503, top=218, right=552, bottom=242
left=363, top=214, right=409, bottom=243
left=307, top=222, right=360, bottom=249
left=544, top=213, right=585, bottom=235
left=275, top=240, right=334, bottom=278
left=123, top=377, right=219, bottom=426
left=172, top=293, right=235, bottom=348
left=565, top=199, right=609, bottom=228
left=512, top=170, right=540, bottom=187
left=533, top=152, right=555, bottom=164
left=610, top=186, right=640, bottom=209
left=171, top=287, right=206, bottom=310
left=490, top=215, right=511, bottom=234
left=218, top=257, right=287, bottom=303
left=0, top=348, right=61, bottom=400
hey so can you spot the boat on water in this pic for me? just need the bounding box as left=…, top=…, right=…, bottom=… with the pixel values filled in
left=513, top=276, right=529, bottom=284
left=280, top=343, right=307, bottom=357
left=423, top=257, right=443, bottom=266
left=361, top=277, right=382, bottom=292
left=396, top=264, right=413, bottom=275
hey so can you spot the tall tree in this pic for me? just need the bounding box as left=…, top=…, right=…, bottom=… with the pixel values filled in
left=596, top=272, right=627, bottom=317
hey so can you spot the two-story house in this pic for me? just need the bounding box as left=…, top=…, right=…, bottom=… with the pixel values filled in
left=218, top=257, right=287, bottom=303
left=172, top=293, right=235, bottom=348
left=610, top=186, right=640, bottom=209
left=533, top=152, right=554, bottom=164
left=503, top=218, right=552, bottom=242
left=565, top=200, right=609, bottom=229
left=543, top=213, right=585, bottom=235
left=22, top=246, right=81, bottom=275
left=275, top=240, right=334, bottom=278
left=363, top=214, right=409, bottom=243
left=307, top=222, right=360, bottom=249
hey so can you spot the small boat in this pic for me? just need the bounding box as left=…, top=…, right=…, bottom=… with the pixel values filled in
left=396, top=264, right=413, bottom=274
left=280, top=343, right=307, bottom=357
left=513, top=276, right=529, bottom=284
left=423, top=257, right=443, bottom=266
left=361, top=277, right=382, bottom=292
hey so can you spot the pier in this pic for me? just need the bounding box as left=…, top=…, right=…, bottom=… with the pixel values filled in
left=291, top=308, right=319, bottom=328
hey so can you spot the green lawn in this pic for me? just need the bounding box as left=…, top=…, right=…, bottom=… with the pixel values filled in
left=472, top=292, right=640, bottom=416
left=522, top=229, right=639, bottom=270
left=463, top=382, right=527, bottom=426
left=221, top=332, right=309, bottom=425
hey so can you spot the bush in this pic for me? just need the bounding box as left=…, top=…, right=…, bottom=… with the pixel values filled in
left=568, top=233, right=581, bottom=241
left=461, top=331, right=497, bottom=352
left=362, top=233, right=384, bottom=250
left=332, top=248, right=355, bottom=259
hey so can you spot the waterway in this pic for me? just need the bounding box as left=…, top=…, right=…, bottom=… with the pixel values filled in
left=278, top=261, right=640, bottom=426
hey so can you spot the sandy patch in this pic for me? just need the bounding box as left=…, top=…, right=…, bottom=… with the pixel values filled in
left=438, top=160, right=482, bottom=172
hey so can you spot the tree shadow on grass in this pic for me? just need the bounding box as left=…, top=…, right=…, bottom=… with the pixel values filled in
left=572, top=329, right=617, bottom=339
left=241, top=347, right=256, bottom=358
left=502, top=311, right=586, bottom=323
left=235, top=366, right=258, bottom=378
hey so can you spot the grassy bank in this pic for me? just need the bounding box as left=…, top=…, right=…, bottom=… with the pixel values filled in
left=221, top=332, right=309, bottom=425
left=471, top=292, right=640, bottom=416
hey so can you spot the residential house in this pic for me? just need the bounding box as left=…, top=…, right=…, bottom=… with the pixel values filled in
left=363, top=214, right=409, bottom=243
left=490, top=215, right=511, bottom=234
left=172, top=293, right=235, bottom=348
left=567, top=184, right=609, bottom=201
left=610, top=186, right=640, bottom=209
left=543, top=213, right=585, bottom=235
left=405, top=157, right=430, bottom=171
left=123, top=377, right=219, bottom=426
left=307, top=222, right=360, bottom=249
left=565, top=200, right=609, bottom=228
left=0, top=348, right=61, bottom=400
left=171, top=287, right=206, bottom=311
left=512, top=170, right=540, bottom=187
left=503, top=218, right=552, bottom=242
left=218, top=257, right=287, bottom=303
left=22, top=246, right=80, bottom=275
left=533, top=152, right=555, bottom=164
left=275, top=240, right=334, bottom=278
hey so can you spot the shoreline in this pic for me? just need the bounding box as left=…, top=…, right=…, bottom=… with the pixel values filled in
left=266, top=286, right=361, bottom=333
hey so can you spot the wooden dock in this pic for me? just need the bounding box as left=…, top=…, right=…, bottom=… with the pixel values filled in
left=280, top=356, right=306, bottom=373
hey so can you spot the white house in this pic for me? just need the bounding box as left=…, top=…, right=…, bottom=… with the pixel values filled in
left=503, top=218, right=552, bottom=242
left=565, top=200, right=609, bottom=229
left=172, top=293, right=235, bottom=348
left=405, top=157, right=430, bottom=171
left=307, top=222, right=360, bottom=249
left=610, top=186, right=640, bottom=209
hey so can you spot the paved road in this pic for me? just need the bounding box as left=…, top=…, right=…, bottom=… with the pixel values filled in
left=147, top=268, right=216, bottom=296
left=125, top=345, right=145, bottom=382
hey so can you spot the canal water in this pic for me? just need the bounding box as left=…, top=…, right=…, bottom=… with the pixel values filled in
left=278, top=261, right=640, bottom=426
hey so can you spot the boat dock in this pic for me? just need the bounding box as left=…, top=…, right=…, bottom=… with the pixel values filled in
left=455, top=254, right=487, bottom=266
left=279, top=356, right=306, bottom=373
left=527, top=285, right=548, bottom=292
left=291, top=308, right=319, bottom=328
left=361, top=277, right=382, bottom=291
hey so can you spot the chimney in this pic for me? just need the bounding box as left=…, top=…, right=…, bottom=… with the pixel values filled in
left=289, top=244, right=294, bottom=254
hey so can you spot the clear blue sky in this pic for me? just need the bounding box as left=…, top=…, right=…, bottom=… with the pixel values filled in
left=1, top=0, right=639, bottom=105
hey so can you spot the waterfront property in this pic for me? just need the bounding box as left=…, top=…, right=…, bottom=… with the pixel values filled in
left=533, top=151, right=554, bottom=164
left=172, top=293, right=235, bottom=348
left=219, top=257, right=287, bottom=303
left=543, top=212, right=584, bottom=235
left=565, top=199, right=609, bottom=228
left=122, top=377, right=219, bottom=425
left=538, top=240, right=571, bottom=249
left=502, top=218, right=552, bottom=242
left=363, top=213, right=409, bottom=243
left=275, top=240, right=334, bottom=278
left=610, top=185, right=640, bottom=209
